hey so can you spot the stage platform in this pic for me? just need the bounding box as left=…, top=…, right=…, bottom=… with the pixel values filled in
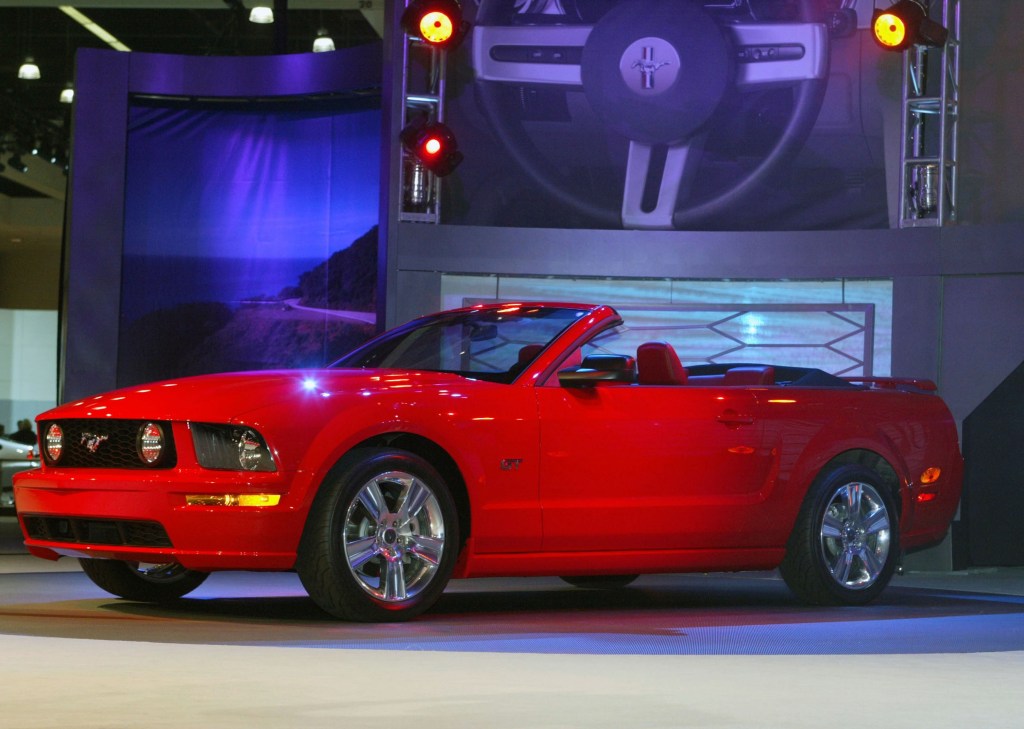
left=2, top=515, right=1022, bottom=728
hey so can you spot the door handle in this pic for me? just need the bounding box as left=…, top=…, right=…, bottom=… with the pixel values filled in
left=717, top=410, right=755, bottom=427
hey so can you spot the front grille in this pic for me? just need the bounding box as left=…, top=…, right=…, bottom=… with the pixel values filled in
left=40, top=419, right=177, bottom=469
left=22, top=515, right=173, bottom=547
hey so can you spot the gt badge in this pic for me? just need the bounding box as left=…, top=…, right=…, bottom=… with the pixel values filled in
left=500, top=458, right=523, bottom=471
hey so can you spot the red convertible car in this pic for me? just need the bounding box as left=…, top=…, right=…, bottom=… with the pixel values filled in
left=14, top=302, right=962, bottom=621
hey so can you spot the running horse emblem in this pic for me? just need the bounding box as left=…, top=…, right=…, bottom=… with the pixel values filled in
left=631, top=46, right=671, bottom=90
left=80, top=433, right=109, bottom=453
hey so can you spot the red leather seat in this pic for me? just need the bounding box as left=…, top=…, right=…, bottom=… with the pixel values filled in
left=724, top=366, right=775, bottom=385
left=636, top=341, right=688, bottom=386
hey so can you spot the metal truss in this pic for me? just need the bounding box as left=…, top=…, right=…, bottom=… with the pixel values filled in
left=898, top=0, right=961, bottom=227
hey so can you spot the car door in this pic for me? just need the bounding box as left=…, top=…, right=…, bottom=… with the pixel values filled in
left=535, top=382, right=776, bottom=552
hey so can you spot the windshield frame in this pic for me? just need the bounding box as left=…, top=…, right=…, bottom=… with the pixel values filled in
left=330, top=303, right=598, bottom=384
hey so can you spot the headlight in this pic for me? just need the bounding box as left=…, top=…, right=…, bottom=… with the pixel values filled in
left=190, top=423, right=277, bottom=472
left=45, top=423, right=64, bottom=463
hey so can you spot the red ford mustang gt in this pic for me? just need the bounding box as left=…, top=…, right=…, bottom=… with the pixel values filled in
left=14, top=303, right=962, bottom=621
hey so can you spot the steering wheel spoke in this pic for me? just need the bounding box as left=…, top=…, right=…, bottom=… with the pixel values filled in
left=622, top=138, right=705, bottom=229
left=472, top=24, right=590, bottom=87
left=728, top=23, right=829, bottom=88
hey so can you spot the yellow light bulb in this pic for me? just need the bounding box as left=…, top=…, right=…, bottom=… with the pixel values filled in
left=419, top=11, right=454, bottom=44
left=873, top=13, right=907, bottom=48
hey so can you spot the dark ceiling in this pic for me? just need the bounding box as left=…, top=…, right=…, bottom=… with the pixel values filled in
left=0, top=2, right=381, bottom=173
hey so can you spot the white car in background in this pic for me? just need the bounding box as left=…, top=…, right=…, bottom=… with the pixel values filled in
left=1, top=436, right=38, bottom=513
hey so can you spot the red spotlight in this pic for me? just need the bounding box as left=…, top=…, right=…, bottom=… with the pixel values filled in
left=872, top=0, right=948, bottom=52
left=401, top=0, right=468, bottom=50
left=401, top=118, right=463, bottom=177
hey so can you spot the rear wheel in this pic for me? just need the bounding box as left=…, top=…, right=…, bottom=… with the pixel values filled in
left=78, top=558, right=209, bottom=601
left=297, top=448, right=460, bottom=622
left=780, top=464, right=899, bottom=605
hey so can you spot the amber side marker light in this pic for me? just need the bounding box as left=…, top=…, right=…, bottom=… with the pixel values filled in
left=915, top=467, right=942, bottom=503
left=186, top=494, right=281, bottom=507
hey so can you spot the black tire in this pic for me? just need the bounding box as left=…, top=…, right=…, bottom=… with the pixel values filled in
left=780, top=464, right=899, bottom=606
left=296, top=448, right=460, bottom=622
left=78, top=558, right=209, bottom=601
left=560, top=575, right=639, bottom=589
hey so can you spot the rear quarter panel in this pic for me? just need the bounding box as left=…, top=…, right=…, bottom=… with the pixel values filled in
left=756, top=386, right=962, bottom=550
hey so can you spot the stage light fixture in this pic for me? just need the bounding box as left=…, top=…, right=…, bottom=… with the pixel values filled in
left=401, top=0, right=468, bottom=50
left=312, top=29, right=335, bottom=53
left=400, top=117, right=463, bottom=177
left=249, top=4, right=273, bottom=24
left=17, top=58, right=41, bottom=80
left=872, top=0, right=948, bottom=52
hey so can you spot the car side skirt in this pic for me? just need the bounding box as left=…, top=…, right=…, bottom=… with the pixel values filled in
left=453, top=539, right=785, bottom=579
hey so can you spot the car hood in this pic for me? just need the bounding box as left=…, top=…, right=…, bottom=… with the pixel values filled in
left=39, top=369, right=486, bottom=423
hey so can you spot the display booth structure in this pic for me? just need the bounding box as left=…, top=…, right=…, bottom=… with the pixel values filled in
left=61, top=44, right=385, bottom=402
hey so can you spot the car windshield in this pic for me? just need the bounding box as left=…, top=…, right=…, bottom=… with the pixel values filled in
left=331, top=304, right=590, bottom=383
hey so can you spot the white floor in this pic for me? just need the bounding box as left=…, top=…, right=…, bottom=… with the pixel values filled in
left=2, top=511, right=1024, bottom=729
left=2, top=635, right=1023, bottom=728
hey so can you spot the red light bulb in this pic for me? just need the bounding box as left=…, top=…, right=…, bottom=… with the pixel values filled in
left=424, top=137, right=442, bottom=156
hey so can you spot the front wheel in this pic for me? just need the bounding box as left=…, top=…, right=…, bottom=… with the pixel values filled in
left=78, top=558, right=209, bottom=601
left=297, top=448, right=460, bottom=622
left=780, top=464, right=899, bottom=606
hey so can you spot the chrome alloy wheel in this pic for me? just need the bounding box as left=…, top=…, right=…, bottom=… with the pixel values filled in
left=818, top=481, right=892, bottom=590
left=342, top=470, right=446, bottom=603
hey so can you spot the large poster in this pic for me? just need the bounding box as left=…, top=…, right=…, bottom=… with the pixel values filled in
left=118, top=99, right=381, bottom=386
left=431, top=0, right=893, bottom=230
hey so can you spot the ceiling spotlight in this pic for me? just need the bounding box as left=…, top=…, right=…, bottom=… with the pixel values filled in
left=312, top=29, right=335, bottom=53
left=872, top=0, right=948, bottom=51
left=17, top=58, right=41, bottom=80
left=60, top=84, right=75, bottom=104
left=249, top=5, right=274, bottom=24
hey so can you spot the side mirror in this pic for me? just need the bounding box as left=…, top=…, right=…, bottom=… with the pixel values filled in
left=558, top=354, right=636, bottom=388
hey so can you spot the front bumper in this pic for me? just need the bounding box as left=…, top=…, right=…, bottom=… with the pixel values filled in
left=13, top=467, right=306, bottom=571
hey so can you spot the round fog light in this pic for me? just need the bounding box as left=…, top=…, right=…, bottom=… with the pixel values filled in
left=45, top=423, right=64, bottom=463
left=138, top=422, right=165, bottom=465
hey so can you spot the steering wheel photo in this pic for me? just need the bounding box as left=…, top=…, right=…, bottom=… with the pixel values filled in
left=471, top=0, right=830, bottom=229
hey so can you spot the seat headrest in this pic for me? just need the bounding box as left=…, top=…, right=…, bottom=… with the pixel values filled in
left=636, top=341, right=688, bottom=386
left=724, top=366, right=775, bottom=386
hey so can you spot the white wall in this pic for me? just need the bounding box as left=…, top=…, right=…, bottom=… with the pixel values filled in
left=0, top=308, right=58, bottom=434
